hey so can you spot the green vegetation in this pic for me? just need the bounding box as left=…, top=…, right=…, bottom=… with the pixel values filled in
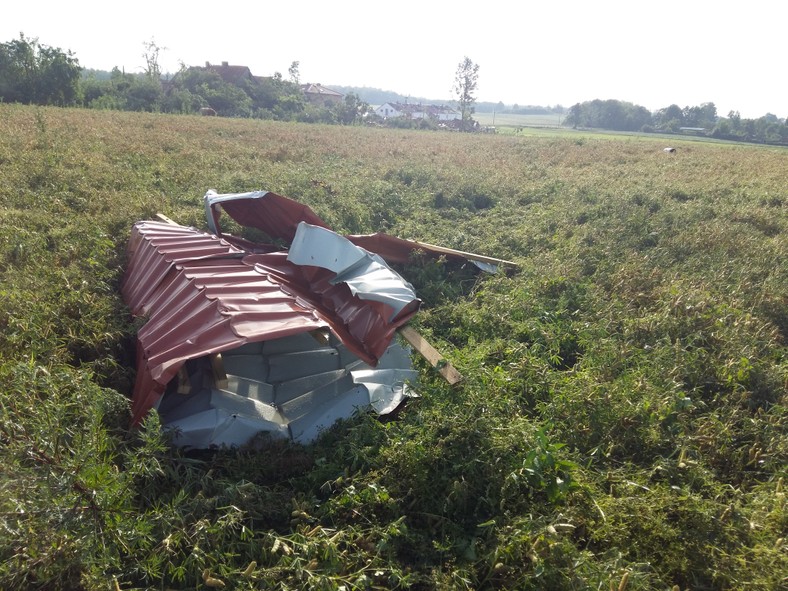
left=80, top=65, right=369, bottom=124
left=1, top=34, right=368, bottom=125
left=473, top=112, right=565, bottom=129
left=453, top=57, right=480, bottom=132
left=565, top=100, right=788, bottom=146
left=0, top=34, right=81, bottom=106
left=3, top=33, right=785, bottom=146
left=0, top=105, right=785, bottom=590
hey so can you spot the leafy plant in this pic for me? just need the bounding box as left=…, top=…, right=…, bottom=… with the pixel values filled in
left=0, top=104, right=785, bottom=589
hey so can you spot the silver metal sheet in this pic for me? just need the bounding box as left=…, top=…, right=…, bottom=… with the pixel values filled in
left=224, top=376, right=275, bottom=403
left=167, top=408, right=290, bottom=448
left=267, top=348, right=342, bottom=382
left=157, top=332, right=417, bottom=448
left=287, top=385, right=370, bottom=443
left=287, top=223, right=417, bottom=320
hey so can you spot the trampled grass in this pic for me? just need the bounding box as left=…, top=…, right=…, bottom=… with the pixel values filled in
left=0, top=104, right=785, bottom=590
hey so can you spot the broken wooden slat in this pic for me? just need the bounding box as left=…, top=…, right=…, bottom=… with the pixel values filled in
left=410, top=240, right=518, bottom=268
left=210, top=353, right=228, bottom=389
left=155, top=213, right=180, bottom=226
left=309, top=328, right=330, bottom=346
left=398, top=325, right=463, bottom=386
left=176, top=366, right=191, bottom=394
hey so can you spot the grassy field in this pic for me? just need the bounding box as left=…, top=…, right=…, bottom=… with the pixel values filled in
left=473, top=112, right=565, bottom=129
left=0, top=104, right=786, bottom=590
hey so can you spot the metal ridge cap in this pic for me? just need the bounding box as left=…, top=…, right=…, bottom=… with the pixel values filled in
left=203, top=189, right=270, bottom=204
left=204, top=189, right=270, bottom=235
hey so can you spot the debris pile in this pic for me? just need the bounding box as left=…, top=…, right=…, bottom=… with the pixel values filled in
left=121, top=190, right=513, bottom=447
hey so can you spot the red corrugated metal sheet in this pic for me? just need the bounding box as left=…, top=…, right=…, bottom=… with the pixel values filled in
left=121, top=210, right=420, bottom=427
left=206, top=190, right=330, bottom=244
left=122, top=222, right=328, bottom=424
left=205, top=190, right=469, bottom=265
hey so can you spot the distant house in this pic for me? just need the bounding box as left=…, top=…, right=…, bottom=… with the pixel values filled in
left=374, top=102, right=460, bottom=121
left=301, top=83, right=344, bottom=105
left=204, top=61, right=255, bottom=85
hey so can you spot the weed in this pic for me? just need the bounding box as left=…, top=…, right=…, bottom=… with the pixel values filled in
left=0, top=105, right=785, bottom=589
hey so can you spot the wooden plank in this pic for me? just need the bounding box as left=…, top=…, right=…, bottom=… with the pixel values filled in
left=309, top=328, right=330, bottom=346
left=398, top=325, right=463, bottom=386
left=176, top=366, right=191, bottom=394
left=155, top=213, right=180, bottom=226
left=210, top=353, right=228, bottom=389
left=411, top=240, right=518, bottom=268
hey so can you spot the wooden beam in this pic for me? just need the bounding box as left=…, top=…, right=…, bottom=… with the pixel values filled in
left=210, top=353, right=228, bottom=389
left=398, top=325, right=463, bottom=386
left=176, top=366, right=192, bottom=394
left=155, top=213, right=180, bottom=226
left=410, top=240, right=518, bottom=268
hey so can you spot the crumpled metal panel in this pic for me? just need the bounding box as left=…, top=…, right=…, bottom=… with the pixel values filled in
left=121, top=196, right=422, bottom=443
left=204, top=189, right=329, bottom=244
left=123, top=236, right=328, bottom=425
left=121, top=221, right=246, bottom=317
left=288, top=222, right=418, bottom=320
left=204, top=189, right=480, bottom=267
left=245, top=251, right=419, bottom=363
left=156, top=337, right=416, bottom=447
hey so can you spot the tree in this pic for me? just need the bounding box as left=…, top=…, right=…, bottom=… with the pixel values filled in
left=142, top=38, right=166, bottom=78
left=728, top=110, right=741, bottom=132
left=565, top=103, right=582, bottom=128
left=335, top=92, right=369, bottom=125
left=453, top=56, right=479, bottom=131
left=711, top=118, right=731, bottom=138
left=0, top=34, right=37, bottom=103
left=82, top=67, right=163, bottom=111
left=654, top=104, right=684, bottom=130
left=562, top=99, right=653, bottom=131
left=288, top=61, right=300, bottom=85
left=683, top=102, right=717, bottom=128
left=124, top=75, right=163, bottom=111
left=0, top=34, right=81, bottom=105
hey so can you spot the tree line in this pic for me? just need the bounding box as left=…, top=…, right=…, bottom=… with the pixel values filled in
left=0, top=34, right=81, bottom=106
left=2, top=34, right=786, bottom=144
left=565, top=99, right=788, bottom=145
left=0, top=34, right=369, bottom=124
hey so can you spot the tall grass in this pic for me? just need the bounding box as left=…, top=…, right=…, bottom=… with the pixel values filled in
left=1, top=104, right=785, bottom=589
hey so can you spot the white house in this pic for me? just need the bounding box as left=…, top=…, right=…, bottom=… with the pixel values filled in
left=374, top=102, right=460, bottom=121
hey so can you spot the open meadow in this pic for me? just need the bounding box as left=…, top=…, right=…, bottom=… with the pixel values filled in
left=0, top=105, right=785, bottom=590
left=472, top=112, right=565, bottom=130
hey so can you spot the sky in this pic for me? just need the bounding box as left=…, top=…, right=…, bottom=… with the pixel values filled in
left=3, top=1, right=786, bottom=119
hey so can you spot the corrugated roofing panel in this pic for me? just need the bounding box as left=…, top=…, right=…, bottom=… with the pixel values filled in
left=245, top=252, right=419, bottom=362
left=205, top=190, right=329, bottom=244
left=122, top=223, right=330, bottom=425
left=122, top=216, right=420, bottom=428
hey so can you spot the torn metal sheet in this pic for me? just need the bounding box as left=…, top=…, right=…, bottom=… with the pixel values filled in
left=288, top=222, right=418, bottom=320
left=121, top=193, right=422, bottom=447
left=204, top=189, right=330, bottom=244
left=205, top=189, right=517, bottom=271
left=155, top=336, right=416, bottom=447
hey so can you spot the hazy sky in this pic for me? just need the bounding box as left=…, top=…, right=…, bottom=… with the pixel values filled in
left=3, top=1, right=785, bottom=118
